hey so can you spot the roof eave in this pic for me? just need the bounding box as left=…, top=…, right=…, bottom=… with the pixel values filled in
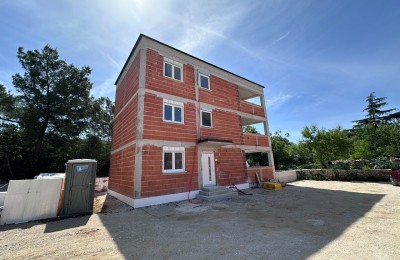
left=114, top=34, right=265, bottom=89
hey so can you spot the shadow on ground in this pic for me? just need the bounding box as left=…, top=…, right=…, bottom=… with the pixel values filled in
left=0, top=214, right=90, bottom=234
left=96, top=183, right=385, bottom=259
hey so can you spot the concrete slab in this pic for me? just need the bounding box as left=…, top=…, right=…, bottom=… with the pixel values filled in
left=0, top=179, right=62, bottom=225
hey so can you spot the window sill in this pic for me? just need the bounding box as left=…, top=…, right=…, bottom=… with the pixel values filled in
left=162, top=170, right=187, bottom=175
left=201, top=125, right=213, bottom=128
left=163, top=120, right=184, bottom=125
left=198, top=86, right=211, bottom=91
left=164, top=76, right=183, bottom=83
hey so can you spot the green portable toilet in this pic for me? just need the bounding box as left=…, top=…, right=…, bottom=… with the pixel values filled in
left=61, top=159, right=97, bottom=217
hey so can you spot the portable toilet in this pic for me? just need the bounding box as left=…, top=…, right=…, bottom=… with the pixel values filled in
left=61, top=159, right=97, bottom=217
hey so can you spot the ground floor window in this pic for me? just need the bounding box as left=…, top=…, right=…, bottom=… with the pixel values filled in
left=163, top=146, right=185, bottom=173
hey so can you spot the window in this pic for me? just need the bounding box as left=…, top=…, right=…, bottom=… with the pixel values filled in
left=163, top=147, right=185, bottom=173
left=201, top=110, right=212, bottom=127
left=164, top=58, right=182, bottom=81
left=198, top=70, right=210, bottom=90
left=163, top=99, right=184, bottom=123
left=199, top=74, right=210, bottom=89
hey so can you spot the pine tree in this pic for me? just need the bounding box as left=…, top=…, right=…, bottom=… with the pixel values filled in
left=11, top=45, right=93, bottom=176
left=353, top=92, right=398, bottom=128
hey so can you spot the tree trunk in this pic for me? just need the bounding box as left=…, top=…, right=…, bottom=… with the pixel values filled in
left=31, top=121, right=48, bottom=178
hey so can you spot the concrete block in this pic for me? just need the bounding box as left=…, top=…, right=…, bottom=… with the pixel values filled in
left=275, top=170, right=297, bottom=183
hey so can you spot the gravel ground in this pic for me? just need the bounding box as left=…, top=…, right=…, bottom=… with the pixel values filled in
left=1, top=180, right=399, bottom=259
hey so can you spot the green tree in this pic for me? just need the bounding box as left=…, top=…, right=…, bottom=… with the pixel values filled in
left=351, top=139, right=373, bottom=160
left=271, top=131, right=294, bottom=170
left=289, top=142, right=314, bottom=167
left=0, top=84, right=16, bottom=122
left=87, top=97, right=114, bottom=140
left=243, top=125, right=258, bottom=134
left=11, top=45, right=92, bottom=176
left=354, top=92, right=398, bottom=128
left=302, top=125, right=352, bottom=168
left=0, top=124, right=27, bottom=180
left=352, top=92, right=400, bottom=158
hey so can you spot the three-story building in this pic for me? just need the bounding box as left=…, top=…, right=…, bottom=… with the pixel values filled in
left=109, top=34, right=275, bottom=207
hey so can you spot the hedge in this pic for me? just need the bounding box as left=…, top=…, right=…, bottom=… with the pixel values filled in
left=296, top=169, right=391, bottom=182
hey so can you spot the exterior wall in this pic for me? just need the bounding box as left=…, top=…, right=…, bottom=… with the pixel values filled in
left=215, top=148, right=246, bottom=186
left=143, top=93, right=197, bottom=142
left=109, top=145, right=136, bottom=197
left=111, top=96, right=137, bottom=150
left=146, top=49, right=196, bottom=100
left=141, top=145, right=198, bottom=198
left=200, top=109, right=242, bottom=144
left=246, top=166, right=274, bottom=183
left=115, top=54, right=140, bottom=115
left=240, top=101, right=265, bottom=117
left=109, top=51, right=141, bottom=198
left=199, top=76, right=239, bottom=111
left=243, top=133, right=269, bottom=147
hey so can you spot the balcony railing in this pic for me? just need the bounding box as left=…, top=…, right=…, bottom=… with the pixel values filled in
left=240, top=101, right=265, bottom=117
left=243, top=133, right=269, bottom=147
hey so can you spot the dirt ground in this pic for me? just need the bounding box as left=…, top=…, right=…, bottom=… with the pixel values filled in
left=1, top=180, right=399, bottom=259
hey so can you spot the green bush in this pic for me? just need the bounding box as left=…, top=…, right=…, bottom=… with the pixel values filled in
left=370, top=156, right=390, bottom=169
left=296, top=169, right=390, bottom=182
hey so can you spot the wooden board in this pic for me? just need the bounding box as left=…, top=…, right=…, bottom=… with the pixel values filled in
left=256, top=172, right=262, bottom=185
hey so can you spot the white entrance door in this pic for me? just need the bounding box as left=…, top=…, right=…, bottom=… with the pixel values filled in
left=201, top=152, right=216, bottom=186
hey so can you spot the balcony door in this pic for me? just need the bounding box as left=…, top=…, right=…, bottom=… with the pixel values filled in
left=201, top=151, right=216, bottom=186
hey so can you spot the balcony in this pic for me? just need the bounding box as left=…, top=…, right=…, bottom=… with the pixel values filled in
left=240, top=100, right=265, bottom=117
left=243, top=133, right=269, bottom=147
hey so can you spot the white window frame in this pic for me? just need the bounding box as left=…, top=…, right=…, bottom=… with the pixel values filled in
left=201, top=109, right=213, bottom=128
left=163, top=99, right=184, bottom=124
left=197, top=70, right=211, bottom=90
left=163, top=57, right=183, bottom=81
left=198, top=73, right=210, bottom=90
left=162, top=146, right=185, bottom=174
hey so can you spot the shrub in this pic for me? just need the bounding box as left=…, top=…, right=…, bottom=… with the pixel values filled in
left=296, top=169, right=390, bottom=182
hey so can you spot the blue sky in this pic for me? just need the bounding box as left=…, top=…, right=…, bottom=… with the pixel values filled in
left=1, top=0, right=399, bottom=141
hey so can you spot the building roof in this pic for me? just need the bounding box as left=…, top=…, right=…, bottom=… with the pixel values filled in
left=115, top=34, right=265, bottom=88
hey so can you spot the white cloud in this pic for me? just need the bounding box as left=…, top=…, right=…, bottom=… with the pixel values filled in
left=272, top=31, right=290, bottom=45
left=173, top=1, right=258, bottom=56
left=266, top=92, right=293, bottom=108
left=91, top=77, right=116, bottom=100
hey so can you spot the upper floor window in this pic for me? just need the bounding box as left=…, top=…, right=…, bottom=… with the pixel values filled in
left=163, top=146, right=185, bottom=173
left=201, top=109, right=212, bottom=127
left=163, top=99, right=184, bottom=124
left=198, top=70, right=210, bottom=90
left=164, top=58, right=182, bottom=81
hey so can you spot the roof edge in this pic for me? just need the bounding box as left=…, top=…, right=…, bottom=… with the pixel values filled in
left=115, top=34, right=265, bottom=89
left=115, top=34, right=144, bottom=85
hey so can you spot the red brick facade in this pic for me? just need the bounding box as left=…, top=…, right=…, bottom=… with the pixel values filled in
left=200, top=109, right=242, bottom=144
left=215, top=148, right=247, bottom=186
left=198, top=76, right=240, bottom=111
left=109, top=37, right=272, bottom=201
left=109, top=144, right=135, bottom=197
left=146, top=49, right=196, bottom=100
left=143, top=93, right=197, bottom=143
left=115, top=53, right=140, bottom=115
left=141, top=145, right=198, bottom=198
